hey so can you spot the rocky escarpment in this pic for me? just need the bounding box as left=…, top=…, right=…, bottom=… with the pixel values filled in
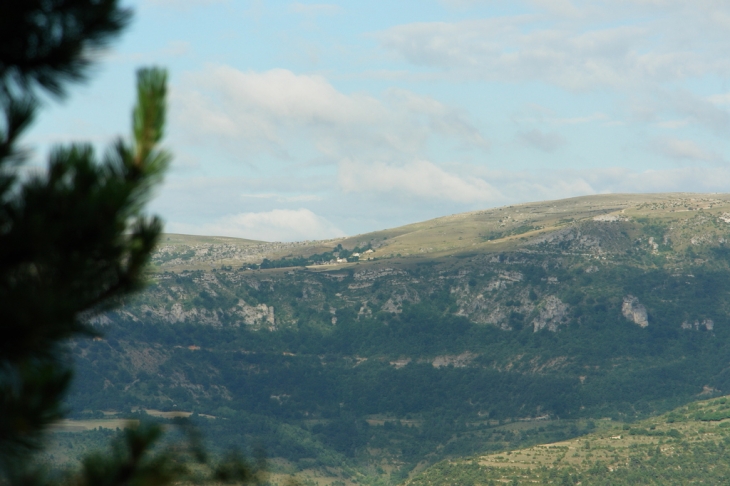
left=682, top=319, right=714, bottom=331
left=622, top=295, right=649, bottom=327
left=109, top=193, right=730, bottom=340
left=233, top=300, right=276, bottom=330
left=532, top=296, right=570, bottom=332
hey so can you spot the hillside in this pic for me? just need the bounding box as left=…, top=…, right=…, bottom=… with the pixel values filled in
left=65, top=192, right=730, bottom=484
left=406, top=394, right=730, bottom=485
left=150, top=192, right=730, bottom=270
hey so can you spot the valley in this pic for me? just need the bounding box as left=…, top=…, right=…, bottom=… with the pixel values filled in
left=62, top=192, right=730, bottom=484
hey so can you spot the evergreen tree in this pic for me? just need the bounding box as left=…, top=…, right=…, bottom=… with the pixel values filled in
left=0, top=2, right=263, bottom=484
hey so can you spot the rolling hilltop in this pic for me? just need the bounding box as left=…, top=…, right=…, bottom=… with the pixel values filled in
left=66, top=193, right=730, bottom=484
left=151, top=192, right=730, bottom=269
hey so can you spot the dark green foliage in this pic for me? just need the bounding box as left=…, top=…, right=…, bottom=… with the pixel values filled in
left=0, top=64, right=170, bottom=477
left=0, top=0, right=131, bottom=99
left=0, top=3, right=262, bottom=485
left=0, top=362, right=72, bottom=460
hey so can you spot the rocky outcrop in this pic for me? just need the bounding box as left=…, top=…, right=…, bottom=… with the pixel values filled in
left=381, top=298, right=402, bottom=313
left=593, top=214, right=628, bottom=222
left=648, top=237, right=659, bottom=254
left=622, top=295, right=648, bottom=327
left=681, top=319, right=714, bottom=331
left=358, top=302, right=372, bottom=319
left=532, top=296, right=570, bottom=332
left=233, top=300, right=276, bottom=330
left=389, top=358, right=411, bottom=369
left=140, top=303, right=223, bottom=326
left=354, top=268, right=406, bottom=281
left=454, top=290, right=513, bottom=329
left=380, top=288, right=420, bottom=314
left=528, top=226, right=601, bottom=250
left=431, top=352, right=476, bottom=368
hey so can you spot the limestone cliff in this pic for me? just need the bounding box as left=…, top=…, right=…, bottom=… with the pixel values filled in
left=532, top=296, right=570, bottom=332
left=622, top=295, right=648, bottom=328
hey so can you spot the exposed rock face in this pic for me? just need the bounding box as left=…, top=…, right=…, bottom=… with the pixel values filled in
left=140, top=303, right=223, bottom=326
left=380, top=289, right=419, bottom=314
left=593, top=214, right=627, bottom=222
left=358, top=302, right=372, bottom=319
left=389, top=358, right=411, bottom=369
left=648, top=237, right=659, bottom=254
left=622, top=295, right=648, bottom=327
left=431, top=352, right=476, bottom=368
left=233, top=300, right=276, bottom=330
left=529, top=227, right=601, bottom=250
left=381, top=298, right=402, bottom=313
left=681, top=319, right=714, bottom=331
left=532, top=296, right=570, bottom=332
left=354, top=268, right=406, bottom=281
left=453, top=272, right=533, bottom=329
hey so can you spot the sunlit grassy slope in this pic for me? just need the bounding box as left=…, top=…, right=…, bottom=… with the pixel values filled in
left=406, top=394, right=730, bottom=485
left=154, top=193, right=730, bottom=270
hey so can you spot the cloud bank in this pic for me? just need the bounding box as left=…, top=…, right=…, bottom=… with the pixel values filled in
left=377, top=2, right=730, bottom=91
left=172, top=66, right=487, bottom=163
left=166, top=208, right=344, bottom=242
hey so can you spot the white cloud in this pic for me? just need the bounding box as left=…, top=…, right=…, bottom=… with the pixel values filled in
left=616, top=86, right=730, bottom=136
left=376, top=3, right=730, bottom=91
left=338, top=159, right=501, bottom=203
left=656, top=119, right=689, bottom=129
left=462, top=165, right=730, bottom=206
left=552, top=113, right=609, bottom=125
left=239, top=193, right=324, bottom=203
left=166, top=208, right=344, bottom=242
left=708, top=92, right=730, bottom=105
left=108, top=40, right=191, bottom=63
left=172, top=65, right=487, bottom=161
left=517, top=129, right=566, bottom=152
left=571, top=166, right=730, bottom=194
left=653, top=138, right=722, bottom=163
left=376, top=20, right=647, bottom=90
left=152, top=163, right=730, bottom=241
left=669, top=92, right=730, bottom=135
left=527, top=0, right=584, bottom=17
left=385, top=88, right=489, bottom=149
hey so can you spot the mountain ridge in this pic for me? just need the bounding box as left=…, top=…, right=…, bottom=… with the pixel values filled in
left=65, top=192, right=730, bottom=485
left=152, top=192, right=730, bottom=271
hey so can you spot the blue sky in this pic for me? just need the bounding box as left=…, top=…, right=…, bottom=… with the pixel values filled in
left=26, top=0, right=730, bottom=241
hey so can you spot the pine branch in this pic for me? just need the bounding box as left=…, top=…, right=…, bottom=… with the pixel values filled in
left=0, top=1, right=132, bottom=100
